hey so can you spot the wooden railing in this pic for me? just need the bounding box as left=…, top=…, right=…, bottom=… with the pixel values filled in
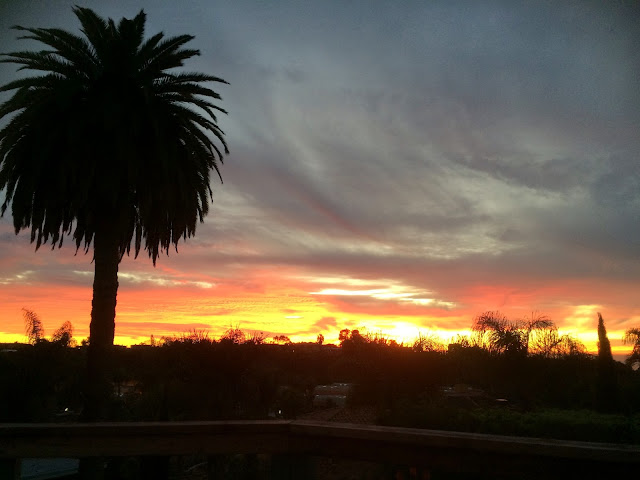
left=1, top=420, right=639, bottom=478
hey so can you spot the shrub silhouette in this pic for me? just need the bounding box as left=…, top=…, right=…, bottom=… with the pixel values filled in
left=22, top=308, right=44, bottom=345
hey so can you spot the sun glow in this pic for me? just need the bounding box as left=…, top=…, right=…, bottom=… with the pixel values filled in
left=0, top=261, right=635, bottom=362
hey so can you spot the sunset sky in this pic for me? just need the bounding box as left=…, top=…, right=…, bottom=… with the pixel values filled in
left=0, top=1, right=638, bottom=357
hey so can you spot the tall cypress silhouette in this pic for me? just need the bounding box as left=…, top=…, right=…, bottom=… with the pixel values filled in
left=595, top=313, right=618, bottom=412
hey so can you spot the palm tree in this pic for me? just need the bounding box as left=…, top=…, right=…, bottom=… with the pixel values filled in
left=472, top=311, right=555, bottom=356
left=520, top=312, right=555, bottom=353
left=529, top=329, right=587, bottom=358
left=623, top=327, right=640, bottom=369
left=0, top=7, right=228, bottom=419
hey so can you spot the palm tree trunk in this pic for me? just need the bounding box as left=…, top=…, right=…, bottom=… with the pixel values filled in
left=83, top=218, right=120, bottom=421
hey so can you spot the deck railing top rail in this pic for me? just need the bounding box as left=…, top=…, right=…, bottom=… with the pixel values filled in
left=1, top=420, right=638, bottom=476
left=2, top=420, right=639, bottom=459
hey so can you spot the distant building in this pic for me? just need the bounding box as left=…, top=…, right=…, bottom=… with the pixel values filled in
left=312, top=383, right=353, bottom=408
left=114, top=379, right=141, bottom=397
left=440, top=384, right=509, bottom=407
left=0, top=342, right=30, bottom=353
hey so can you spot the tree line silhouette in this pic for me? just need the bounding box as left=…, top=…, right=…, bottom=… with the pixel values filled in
left=2, top=309, right=640, bottom=443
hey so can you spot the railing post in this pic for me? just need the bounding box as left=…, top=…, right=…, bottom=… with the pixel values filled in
left=0, top=458, right=20, bottom=479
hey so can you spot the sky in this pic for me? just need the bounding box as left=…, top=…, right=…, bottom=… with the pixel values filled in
left=0, top=0, right=638, bottom=356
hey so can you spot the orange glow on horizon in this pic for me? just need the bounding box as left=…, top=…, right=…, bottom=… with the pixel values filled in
left=1, top=270, right=637, bottom=363
left=0, top=243, right=636, bottom=360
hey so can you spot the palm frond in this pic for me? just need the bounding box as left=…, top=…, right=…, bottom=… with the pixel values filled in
left=155, top=78, right=224, bottom=100
left=12, top=25, right=98, bottom=74
left=0, top=74, right=65, bottom=93
left=1, top=6, right=228, bottom=263
left=116, top=10, right=146, bottom=50
left=0, top=50, right=80, bottom=78
left=160, top=71, right=229, bottom=86
left=157, top=92, right=228, bottom=122
left=72, top=6, right=111, bottom=61
left=136, top=32, right=164, bottom=64
left=624, top=328, right=640, bottom=344
left=140, top=35, right=197, bottom=75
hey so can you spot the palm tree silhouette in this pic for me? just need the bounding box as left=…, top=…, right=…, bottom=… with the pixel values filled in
left=472, top=311, right=555, bottom=356
left=623, top=328, right=640, bottom=368
left=0, top=7, right=228, bottom=419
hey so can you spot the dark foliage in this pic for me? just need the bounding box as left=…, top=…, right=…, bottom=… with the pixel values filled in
left=3, top=317, right=640, bottom=450
left=0, top=7, right=228, bottom=260
left=596, top=312, right=619, bottom=413
left=3, top=336, right=640, bottom=445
